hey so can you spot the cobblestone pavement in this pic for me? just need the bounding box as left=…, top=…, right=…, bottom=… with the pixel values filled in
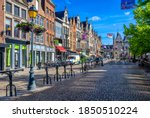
left=0, top=64, right=83, bottom=99
left=12, top=62, right=150, bottom=101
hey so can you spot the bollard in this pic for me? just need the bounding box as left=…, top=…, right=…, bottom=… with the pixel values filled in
left=6, top=71, right=17, bottom=96
left=0, top=68, right=23, bottom=97
left=81, top=61, right=84, bottom=73
left=63, top=63, right=67, bottom=79
left=84, top=62, right=87, bottom=72
left=63, top=63, right=70, bottom=79
left=54, top=64, right=61, bottom=82
left=43, top=66, right=52, bottom=85
left=69, top=63, right=75, bottom=77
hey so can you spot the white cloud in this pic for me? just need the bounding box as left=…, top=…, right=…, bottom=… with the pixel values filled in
left=89, top=16, right=101, bottom=21
left=124, top=12, right=130, bottom=16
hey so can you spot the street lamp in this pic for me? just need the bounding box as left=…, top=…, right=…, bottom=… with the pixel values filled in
left=27, top=5, right=38, bottom=90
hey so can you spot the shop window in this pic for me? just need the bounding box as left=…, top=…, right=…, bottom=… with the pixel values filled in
left=6, top=46, right=11, bottom=67
left=41, top=52, right=45, bottom=64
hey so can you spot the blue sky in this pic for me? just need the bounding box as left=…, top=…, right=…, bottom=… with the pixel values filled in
left=52, top=0, right=136, bottom=45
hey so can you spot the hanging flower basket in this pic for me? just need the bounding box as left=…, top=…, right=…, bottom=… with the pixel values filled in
left=33, top=25, right=46, bottom=36
left=16, top=22, right=34, bottom=33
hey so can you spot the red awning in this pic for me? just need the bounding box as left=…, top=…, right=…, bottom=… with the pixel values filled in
left=55, top=46, right=66, bottom=52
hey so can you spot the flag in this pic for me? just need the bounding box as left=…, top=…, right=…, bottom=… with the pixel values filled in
left=82, top=33, right=87, bottom=40
left=107, top=33, right=113, bottom=39
left=121, top=0, right=135, bottom=9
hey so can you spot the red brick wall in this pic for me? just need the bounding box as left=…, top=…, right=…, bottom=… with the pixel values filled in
left=0, top=0, right=4, bottom=43
left=44, top=0, right=55, bottom=47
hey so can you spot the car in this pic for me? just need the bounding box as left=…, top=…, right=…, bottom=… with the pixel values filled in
left=66, top=55, right=80, bottom=64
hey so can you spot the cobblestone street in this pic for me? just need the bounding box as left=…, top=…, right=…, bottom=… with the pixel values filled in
left=12, top=62, right=150, bottom=101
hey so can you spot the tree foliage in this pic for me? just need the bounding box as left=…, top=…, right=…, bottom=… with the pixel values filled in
left=124, top=0, right=150, bottom=56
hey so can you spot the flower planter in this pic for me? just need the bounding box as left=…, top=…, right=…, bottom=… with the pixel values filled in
left=16, top=22, right=34, bottom=33
left=33, top=26, right=46, bottom=36
left=16, top=22, right=46, bottom=35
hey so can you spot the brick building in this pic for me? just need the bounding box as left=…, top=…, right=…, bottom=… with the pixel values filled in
left=69, top=17, right=76, bottom=52
left=3, top=0, right=29, bottom=69
left=31, top=0, right=55, bottom=66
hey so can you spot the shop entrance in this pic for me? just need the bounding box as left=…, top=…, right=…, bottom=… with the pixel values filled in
left=14, top=50, right=19, bottom=68
left=36, top=51, right=40, bottom=65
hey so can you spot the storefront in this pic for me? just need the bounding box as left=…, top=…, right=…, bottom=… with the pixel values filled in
left=55, top=45, right=66, bottom=60
left=32, top=44, right=55, bottom=66
left=6, top=44, right=27, bottom=68
left=5, top=38, right=29, bottom=69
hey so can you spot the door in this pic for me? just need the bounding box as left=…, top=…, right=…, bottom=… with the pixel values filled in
left=0, top=52, right=2, bottom=70
left=36, top=51, right=40, bottom=65
left=14, top=50, right=19, bottom=68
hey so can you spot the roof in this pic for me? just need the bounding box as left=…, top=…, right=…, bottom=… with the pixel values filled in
left=55, top=11, right=65, bottom=19
left=81, top=21, right=86, bottom=28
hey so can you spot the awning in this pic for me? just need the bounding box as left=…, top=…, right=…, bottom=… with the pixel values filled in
left=55, top=46, right=66, bottom=52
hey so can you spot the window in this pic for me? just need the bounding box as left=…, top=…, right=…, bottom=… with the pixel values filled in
left=40, top=17, right=44, bottom=26
left=46, top=20, right=49, bottom=29
left=21, top=9, right=26, bottom=19
left=46, top=33, right=49, bottom=44
left=35, top=15, right=39, bottom=24
left=22, top=32, right=26, bottom=39
left=14, top=21, right=19, bottom=38
left=40, top=34, right=44, bottom=43
left=46, top=7, right=49, bottom=14
left=6, top=2, right=12, bottom=13
left=50, top=21, right=52, bottom=30
left=14, top=5, right=20, bottom=17
left=52, top=12, right=54, bottom=18
left=36, top=34, right=44, bottom=43
left=5, top=18, right=12, bottom=36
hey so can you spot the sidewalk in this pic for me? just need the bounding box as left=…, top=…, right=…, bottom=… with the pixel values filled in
left=0, top=60, right=111, bottom=100
left=0, top=64, right=82, bottom=99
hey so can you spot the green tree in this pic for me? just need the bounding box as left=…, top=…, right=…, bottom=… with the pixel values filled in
left=124, top=0, right=150, bottom=57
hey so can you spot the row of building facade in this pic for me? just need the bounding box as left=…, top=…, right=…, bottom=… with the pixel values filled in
left=0, top=0, right=102, bottom=70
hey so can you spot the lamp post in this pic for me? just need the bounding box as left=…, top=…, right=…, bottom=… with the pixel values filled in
left=27, top=5, right=38, bottom=90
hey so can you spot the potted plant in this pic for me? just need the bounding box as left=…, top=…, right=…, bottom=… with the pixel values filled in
left=16, top=22, right=34, bottom=33
left=33, top=25, right=46, bottom=36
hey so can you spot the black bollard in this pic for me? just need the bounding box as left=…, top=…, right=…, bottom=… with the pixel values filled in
left=81, top=61, right=84, bottom=73
left=70, top=63, right=73, bottom=76
left=84, top=61, right=87, bottom=72
left=9, top=71, right=13, bottom=96
left=6, top=71, right=17, bottom=96
left=56, top=64, right=59, bottom=81
left=63, top=63, right=67, bottom=79
left=45, top=66, right=49, bottom=84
